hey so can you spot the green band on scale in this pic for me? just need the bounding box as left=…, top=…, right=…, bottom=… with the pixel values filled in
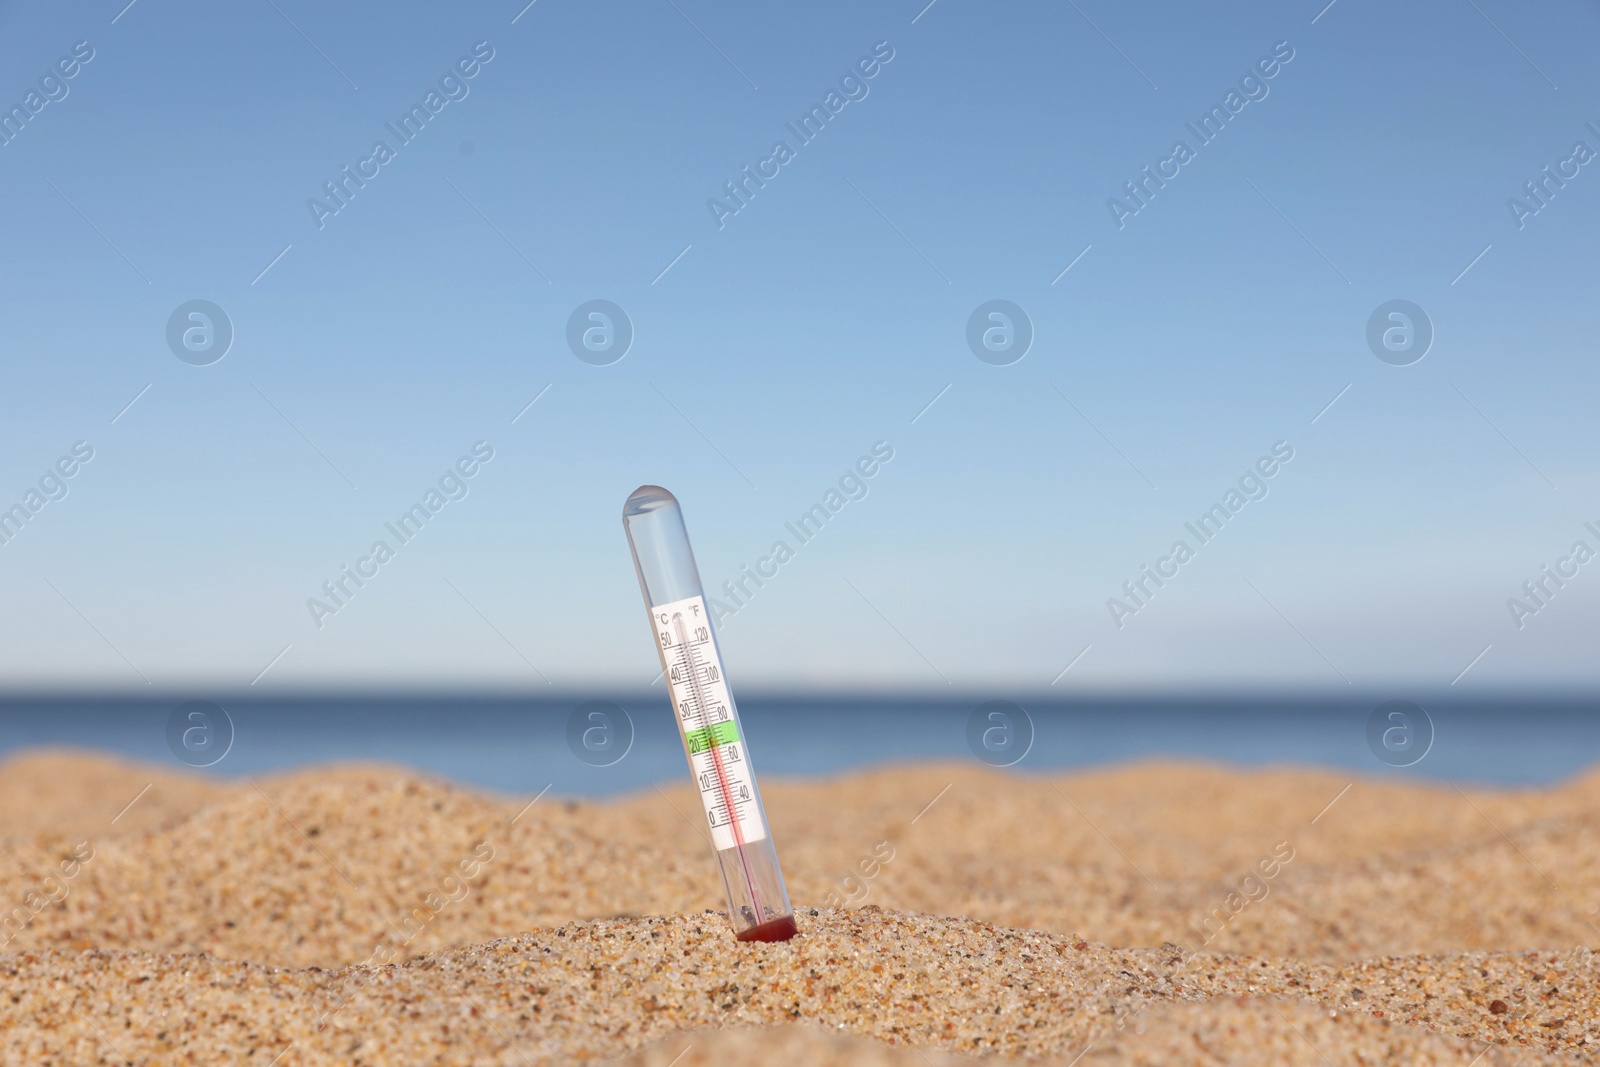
left=684, top=720, right=740, bottom=753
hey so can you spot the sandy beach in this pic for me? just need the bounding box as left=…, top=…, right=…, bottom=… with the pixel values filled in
left=4, top=748, right=1598, bottom=1064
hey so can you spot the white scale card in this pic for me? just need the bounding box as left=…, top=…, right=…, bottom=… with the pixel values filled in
left=652, top=594, right=768, bottom=850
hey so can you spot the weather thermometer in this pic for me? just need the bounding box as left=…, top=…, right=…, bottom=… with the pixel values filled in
left=623, top=485, right=797, bottom=942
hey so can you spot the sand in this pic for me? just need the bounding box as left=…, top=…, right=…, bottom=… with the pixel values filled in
left=3, top=747, right=1599, bottom=1064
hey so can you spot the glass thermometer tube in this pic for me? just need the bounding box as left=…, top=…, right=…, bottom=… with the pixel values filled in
left=622, top=485, right=797, bottom=942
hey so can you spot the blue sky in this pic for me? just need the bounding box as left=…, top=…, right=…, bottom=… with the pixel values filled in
left=0, top=0, right=1596, bottom=693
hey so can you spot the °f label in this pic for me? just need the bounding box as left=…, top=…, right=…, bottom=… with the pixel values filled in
left=652, top=594, right=767, bottom=850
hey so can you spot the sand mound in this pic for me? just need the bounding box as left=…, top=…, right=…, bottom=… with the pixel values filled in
left=3, top=751, right=1598, bottom=968
left=605, top=999, right=1571, bottom=1067
left=3, top=911, right=1593, bottom=1065
left=4, top=747, right=1600, bottom=1063
left=0, top=748, right=230, bottom=838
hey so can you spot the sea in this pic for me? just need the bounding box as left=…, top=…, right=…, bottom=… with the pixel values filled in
left=0, top=693, right=1595, bottom=797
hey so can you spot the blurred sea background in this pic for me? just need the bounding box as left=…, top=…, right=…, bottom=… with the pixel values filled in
left=4, top=692, right=1596, bottom=797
